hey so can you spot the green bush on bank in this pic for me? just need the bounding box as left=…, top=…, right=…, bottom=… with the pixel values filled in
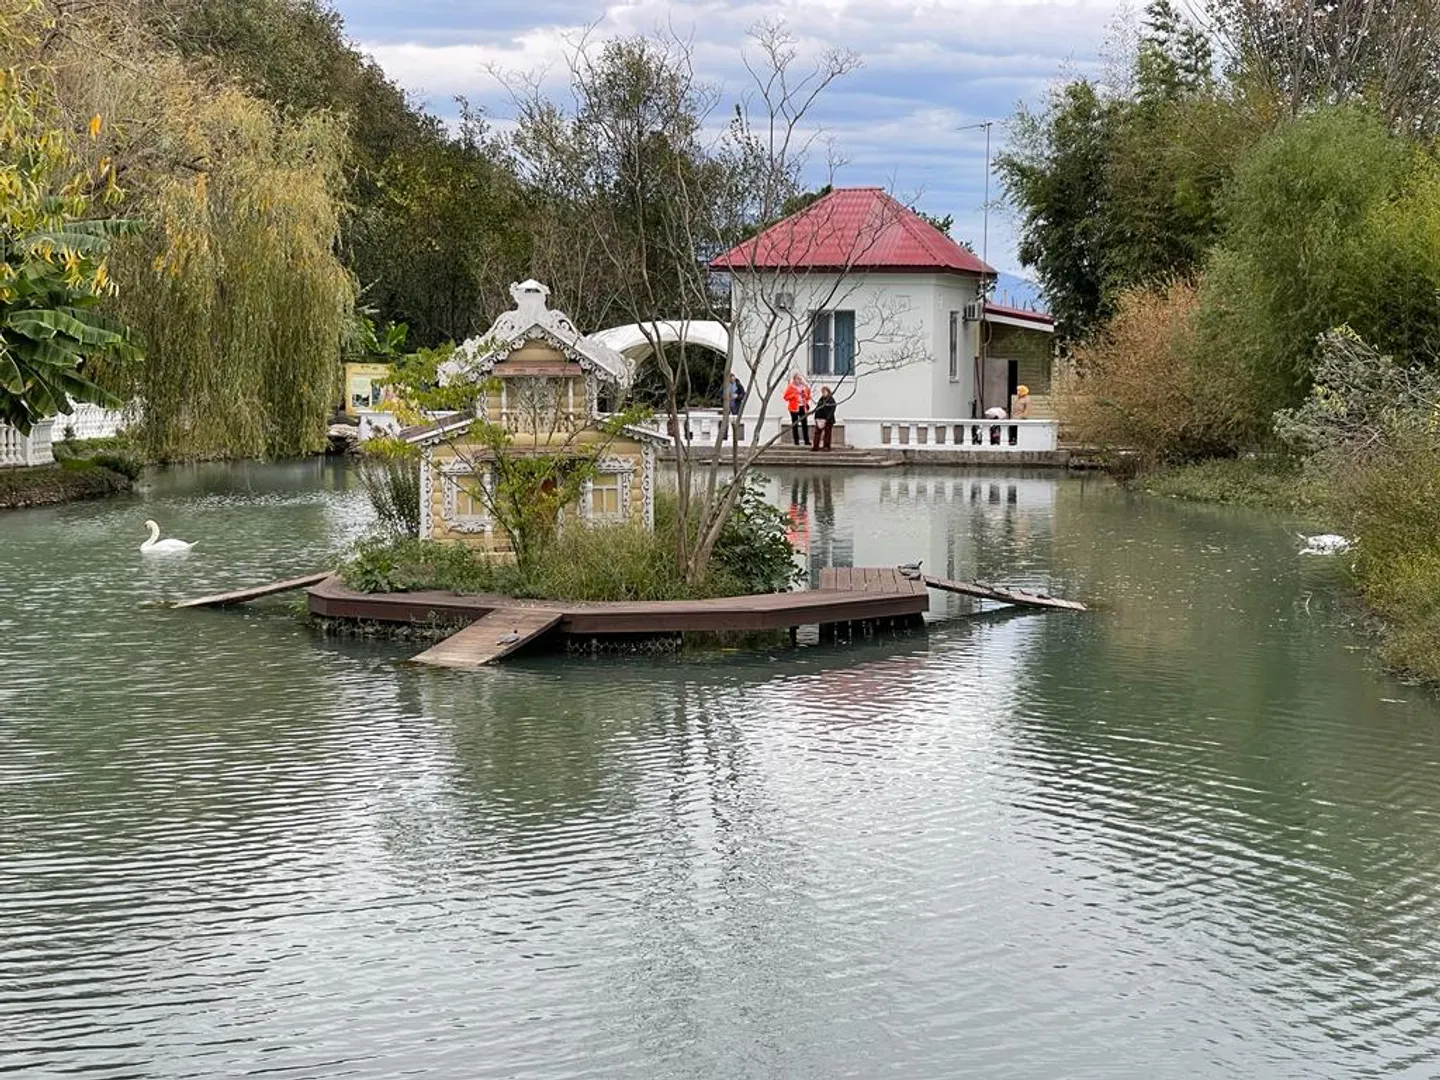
left=51, top=435, right=148, bottom=480
left=1339, top=435, right=1440, bottom=681
left=0, top=462, right=133, bottom=509
left=1141, top=457, right=1324, bottom=512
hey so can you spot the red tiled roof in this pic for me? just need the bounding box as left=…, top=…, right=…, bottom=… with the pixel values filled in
left=982, top=301, right=1053, bottom=326
left=710, top=187, right=995, bottom=276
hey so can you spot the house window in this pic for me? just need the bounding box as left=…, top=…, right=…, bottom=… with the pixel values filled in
left=809, top=310, right=855, bottom=377
left=588, top=471, right=625, bottom=521
left=442, top=468, right=493, bottom=533
left=949, top=311, right=960, bottom=380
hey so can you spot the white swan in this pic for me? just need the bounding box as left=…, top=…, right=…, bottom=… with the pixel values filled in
left=1299, top=533, right=1351, bottom=555
left=141, top=519, right=197, bottom=554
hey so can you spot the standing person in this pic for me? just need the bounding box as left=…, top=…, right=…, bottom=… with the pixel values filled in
left=811, top=386, right=837, bottom=452
left=1013, top=384, right=1031, bottom=419
left=726, top=373, right=745, bottom=442
left=783, top=373, right=811, bottom=446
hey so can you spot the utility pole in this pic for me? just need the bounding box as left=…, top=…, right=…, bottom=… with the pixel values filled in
left=958, top=120, right=994, bottom=270
left=958, top=120, right=995, bottom=414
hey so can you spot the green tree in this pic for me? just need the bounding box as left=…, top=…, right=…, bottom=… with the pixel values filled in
left=1196, top=107, right=1425, bottom=408
left=0, top=60, right=141, bottom=433
left=113, top=90, right=354, bottom=459
left=999, top=80, right=1118, bottom=339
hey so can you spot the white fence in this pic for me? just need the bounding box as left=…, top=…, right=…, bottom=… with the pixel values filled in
left=837, top=416, right=1058, bottom=453
left=657, top=412, right=1059, bottom=453
left=0, top=404, right=133, bottom=468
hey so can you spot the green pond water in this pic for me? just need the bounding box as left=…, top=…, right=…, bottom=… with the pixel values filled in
left=3, top=460, right=1440, bottom=1079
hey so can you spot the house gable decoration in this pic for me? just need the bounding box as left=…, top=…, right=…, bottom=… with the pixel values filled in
left=710, top=188, right=996, bottom=277
left=439, top=280, right=632, bottom=392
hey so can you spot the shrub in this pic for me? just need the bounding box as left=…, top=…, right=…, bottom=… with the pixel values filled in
left=355, top=439, right=420, bottom=538
left=338, top=480, right=801, bottom=601
left=88, top=450, right=144, bottom=480
left=1341, top=434, right=1440, bottom=680
left=1060, top=279, right=1266, bottom=466
left=712, top=476, right=803, bottom=594
left=1142, top=457, right=1323, bottom=511
left=341, top=536, right=500, bottom=594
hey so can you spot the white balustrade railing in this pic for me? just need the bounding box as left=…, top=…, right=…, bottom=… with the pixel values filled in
left=0, top=417, right=55, bottom=466
left=590, top=410, right=1061, bottom=454
left=0, top=403, right=134, bottom=468
left=829, top=416, right=1058, bottom=453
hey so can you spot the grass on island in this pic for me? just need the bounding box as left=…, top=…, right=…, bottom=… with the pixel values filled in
left=340, top=490, right=800, bottom=604
left=1140, top=456, right=1325, bottom=512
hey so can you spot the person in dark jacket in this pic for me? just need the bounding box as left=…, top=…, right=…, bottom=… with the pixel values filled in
left=726, top=374, right=745, bottom=442
left=811, top=386, right=837, bottom=451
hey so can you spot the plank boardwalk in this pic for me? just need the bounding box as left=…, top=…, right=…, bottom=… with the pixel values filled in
left=920, top=573, right=1087, bottom=612
left=308, top=572, right=928, bottom=636
left=174, top=570, right=333, bottom=609
left=410, top=609, right=563, bottom=670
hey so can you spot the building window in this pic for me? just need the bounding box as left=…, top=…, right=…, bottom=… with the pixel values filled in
left=587, top=470, right=627, bottom=522
left=949, top=311, right=959, bottom=380
left=809, top=310, right=855, bottom=377
left=442, top=467, right=493, bottom=533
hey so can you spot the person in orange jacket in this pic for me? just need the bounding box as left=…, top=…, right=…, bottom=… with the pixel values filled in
left=783, top=372, right=811, bottom=446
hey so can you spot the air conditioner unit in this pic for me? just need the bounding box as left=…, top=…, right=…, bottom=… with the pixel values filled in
left=962, top=301, right=983, bottom=322
left=771, top=292, right=794, bottom=311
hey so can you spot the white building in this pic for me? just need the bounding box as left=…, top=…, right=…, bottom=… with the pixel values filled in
left=709, top=187, right=1057, bottom=454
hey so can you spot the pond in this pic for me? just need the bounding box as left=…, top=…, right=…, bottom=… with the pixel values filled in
left=3, top=460, right=1439, bottom=1079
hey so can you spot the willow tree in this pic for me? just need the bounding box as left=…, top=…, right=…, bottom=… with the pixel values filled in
left=114, top=89, right=353, bottom=459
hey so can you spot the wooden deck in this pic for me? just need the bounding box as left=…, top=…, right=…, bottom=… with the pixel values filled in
left=172, top=564, right=1084, bottom=670
left=410, top=609, right=563, bottom=669
left=306, top=569, right=928, bottom=637
left=173, top=570, right=333, bottom=609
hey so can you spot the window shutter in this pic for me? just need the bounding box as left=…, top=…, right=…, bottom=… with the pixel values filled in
left=833, top=311, right=856, bottom=376
left=809, top=312, right=831, bottom=376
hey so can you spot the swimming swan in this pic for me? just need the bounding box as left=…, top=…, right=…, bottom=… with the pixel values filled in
left=141, top=519, right=196, bottom=554
left=1299, top=533, right=1351, bottom=555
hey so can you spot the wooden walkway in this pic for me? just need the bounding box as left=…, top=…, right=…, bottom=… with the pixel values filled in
left=173, top=570, right=333, bottom=609
left=410, top=609, right=563, bottom=670
left=307, top=571, right=929, bottom=636
left=819, top=566, right=929, bottom=596
left=920, top=573, right=1087, bottom=612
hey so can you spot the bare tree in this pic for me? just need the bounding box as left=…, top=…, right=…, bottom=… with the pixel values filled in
left=502, top=21, right=934, bottom=583
left=1204, top=0, right=1440, bottom=133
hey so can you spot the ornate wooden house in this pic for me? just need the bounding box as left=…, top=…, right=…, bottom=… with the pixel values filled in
left=402, top=280, right=662, bottom=555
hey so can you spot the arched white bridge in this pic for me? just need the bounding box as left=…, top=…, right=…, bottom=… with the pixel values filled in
left=588, top=320, right=731, bottom=368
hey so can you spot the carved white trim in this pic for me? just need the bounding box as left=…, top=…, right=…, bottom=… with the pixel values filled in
left=439, top=460, right=495, bottom=535
left=641, top=443, right=655, bottom=530
left=582, top=456, right=634, bottom=524
left=440, top=279, right=631, bottom=393
left=419, top=448, right=434, bottom=538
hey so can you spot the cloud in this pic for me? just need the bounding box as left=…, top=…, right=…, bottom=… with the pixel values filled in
left=335, top=0, right=1125, bottom=277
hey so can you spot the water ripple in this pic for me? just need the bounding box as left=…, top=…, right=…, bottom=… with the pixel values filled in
left=3, top=464, right=1440, bottom=1078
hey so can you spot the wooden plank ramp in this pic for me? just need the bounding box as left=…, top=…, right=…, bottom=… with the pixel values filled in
left=920, top=573, right=1087, bottom=612
left=174, top=570, right=334, bottom=609
left=410, top=608, right=563, bottom=670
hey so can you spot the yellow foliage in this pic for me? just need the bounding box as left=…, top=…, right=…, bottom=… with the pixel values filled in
left=1059, top=279, right=1268, bottom=465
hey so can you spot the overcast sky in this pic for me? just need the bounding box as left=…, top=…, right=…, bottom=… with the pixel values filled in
left=330, top=0, right=1125, bottom=299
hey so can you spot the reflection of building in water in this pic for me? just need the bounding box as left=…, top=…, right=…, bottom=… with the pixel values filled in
left=761, top=473, right=854, bottom=588
left=759, top=469, right=1065, bottom=601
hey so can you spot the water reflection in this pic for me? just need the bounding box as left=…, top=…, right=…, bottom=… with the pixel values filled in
left=3, top=463, right=1440, bottom=1078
